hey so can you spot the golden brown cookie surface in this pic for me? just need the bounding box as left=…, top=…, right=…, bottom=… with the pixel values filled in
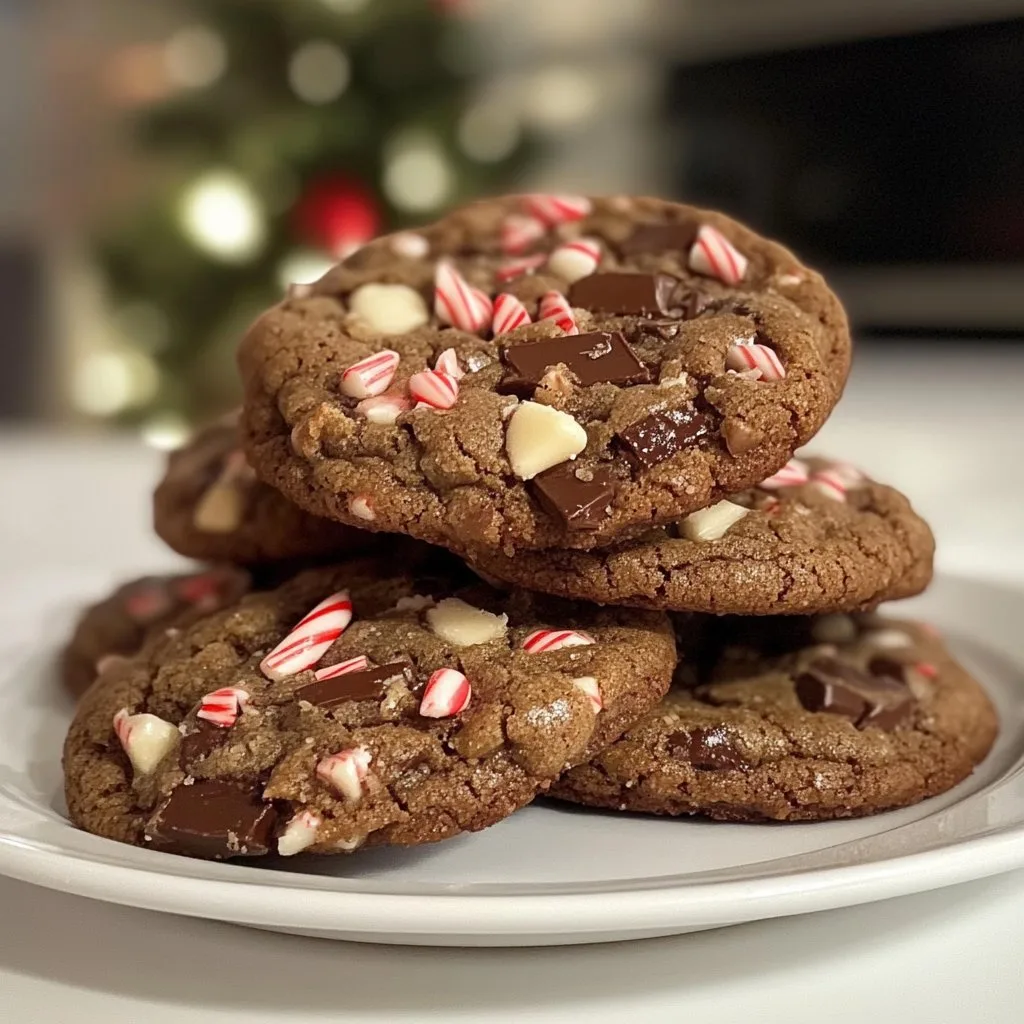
left=64, top=554, right=676, bottom=859
left=470, top=456, right=934, bottom=615
left=550, top=615, right=997, bottom=822
left=239, top=195, right=850, bottom=556
left=154, top=416, right=373, bottom=566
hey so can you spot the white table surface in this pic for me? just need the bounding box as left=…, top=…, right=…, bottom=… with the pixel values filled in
left=2, top=342, right=1024, bottom=1022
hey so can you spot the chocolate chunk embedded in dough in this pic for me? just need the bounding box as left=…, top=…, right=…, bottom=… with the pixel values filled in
left=295, top=663, right=413, bottom=709
left=532, top=463, right=616, bottom=531
left=146, top=780, right=278, bottom=859
left=500, top=331, right=649, bottom=394
left=568, top=273, right=679, bottom=317
left=617, top=408, right=709, bottom=470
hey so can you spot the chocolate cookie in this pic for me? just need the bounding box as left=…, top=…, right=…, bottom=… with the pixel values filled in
left=154, top=416, right=370, bottom=565
left=61, top=568, right=251, bottom=697
left=470, top=456, right=934, bottom=615
left=239, top=194, right=850, bottom=556
left=64, top=555, right=675, bottom=859
left=551, top=614, right=997, bottom=821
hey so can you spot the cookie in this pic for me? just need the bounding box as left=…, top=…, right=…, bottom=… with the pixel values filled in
left=550, top=613, right=998, bottom=821
left=154, top=416, right=370, bottom=565
left=239, top=194, right=850, bottom=556
left=61, top=568, right=251, bottom=697
left=469, top=456, right=934, bottom=615
left=64, top=555, right=676, bottom=859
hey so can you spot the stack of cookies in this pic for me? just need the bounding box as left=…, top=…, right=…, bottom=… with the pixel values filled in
left=63, top=195, right=997, bottom=861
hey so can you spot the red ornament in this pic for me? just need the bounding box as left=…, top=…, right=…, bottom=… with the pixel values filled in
left=294, top=177, right=381, bottom=258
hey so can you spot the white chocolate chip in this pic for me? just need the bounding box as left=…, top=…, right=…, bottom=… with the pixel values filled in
left=394, top=594, right=436, bottom=612
left=95, top=653, right=129, bottom=676
left=115, top=712, right=179, bottom=776
left=866, top=628, right=914, bottom=650
left=811, top=614, right=858, bottom=645
left=547, top=243, right=599, bottom=283
left=192, top=479, right=244, bottom=533
left=277, top=811, right=320, bottom=856
left=680, top=500, right=750, bottom=542
left=349, top=283, right=429, bottom=335
left=389, top=232, right=429, bottom=259
left=505, top=401, right=588, bottom=480
left=426, top=598, right=508, bottom=646
left=348, top=495, right=375, bottom=521
left=333, top=834, right=366, bottom=852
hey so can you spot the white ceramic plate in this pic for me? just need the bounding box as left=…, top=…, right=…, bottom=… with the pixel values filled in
left=1, top=570, right=1023, bottom=947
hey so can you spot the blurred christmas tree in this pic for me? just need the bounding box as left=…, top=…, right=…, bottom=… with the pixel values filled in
left=95, top=0, right=527, bottom=432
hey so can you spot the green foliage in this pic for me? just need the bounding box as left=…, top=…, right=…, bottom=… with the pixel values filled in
left=95, top=0, right=526, bottom=423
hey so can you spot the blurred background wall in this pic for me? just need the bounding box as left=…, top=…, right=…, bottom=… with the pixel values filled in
left=1, top=0, right=1022, bottom=439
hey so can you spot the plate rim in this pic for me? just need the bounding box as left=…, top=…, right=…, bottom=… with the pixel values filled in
left=2, top=822, right=1024, bottom=937
left=2, top=569, right=1024, bottom=942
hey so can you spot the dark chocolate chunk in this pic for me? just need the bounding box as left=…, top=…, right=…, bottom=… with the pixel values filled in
left=868, top=656, right=913, bottom=683
left=796, top=657, right=914, bottom=731
left=668, top=727, right=746, bottom=770
left=617, top=407, right=709, bottom=469
left=178, top=721, right=224, bottom=768
left=145, top=780, right=277, bottom=859
left=679, top=290, right=713, bottom=320
left=619, top=222, right=697, bottom=255
left=499, top=331, right=649, bottom=394
left=796, top=658, right=871, bottom=722
left=858, top=690, right=915, bottom=731
left=532, top=463, right=615, bottom=531
left=296, top=662, right=411, bottom=709
left=568, top=273, right=679, bottom=317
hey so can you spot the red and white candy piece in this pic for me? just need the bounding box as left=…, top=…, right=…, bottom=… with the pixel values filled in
left=809, top=470, right=848, bottom=502
left=174, top=571, right=229, bottom=610
left=492, top=293, right=532, bottom=335
left=915, top=662, right=939, bottom=680
left=196, top=686, right=249, bottom=728
left=434, top=347, right=464, bottom=380
left=434, top=261, right=492, bottom=333
left=689, top=224, right=748, bottom=285
left=522, top=629, right=596, bottom=654
left=808, top=463, right=864, bottom=503
left=124, top=584, right=173, bottom=624
left=538, top=291, right=578, bottom=335
left=316, top=746, right=372, bottom=804
left=409, top=370, right=459, bottom=410
left=348, top=495, right=375, bottom=521
left=277, top=810, right=321, bottom=857
left=726, top=341, right=785, bottom=381
left=495, top=254, right=546, bottom=283
left=314, top=654, right=370, bottom=682
left=419, top=668, right=472, bottom=718
left=547, top=238, right=601, bottom=283
left=340, top=350, right=400, bottom=399
left=113, top=708, right=179, bottom=776
left=522, top=194, right=592, bottom=226
left=260, top=591, right=353, bottom=681
left=356, top=390, right=413, bottom=425
left=572, top=676, right=603, bottom=713
left=759, top=458, right=810, bottom=490
left=500, top=214, right=546, bottom=254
